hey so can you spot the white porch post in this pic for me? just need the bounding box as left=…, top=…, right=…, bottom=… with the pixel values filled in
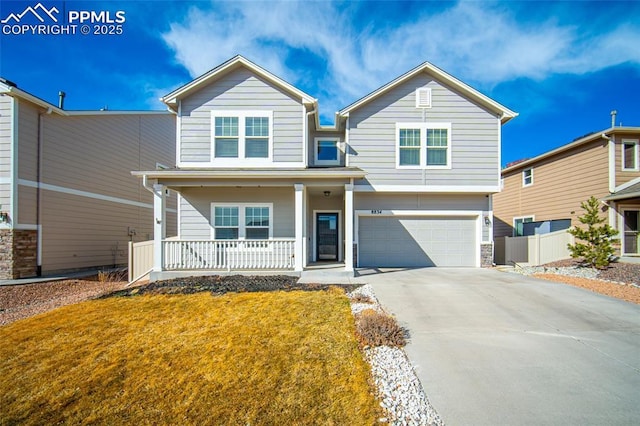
left=294, top=183, right=304, bottom=272
left=153, top=183, right=166, bottom=272
left=344, top=183, right=354, bottom=271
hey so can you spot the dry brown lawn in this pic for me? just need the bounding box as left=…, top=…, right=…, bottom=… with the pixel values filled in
left=0, top=289, right=381, bottom=425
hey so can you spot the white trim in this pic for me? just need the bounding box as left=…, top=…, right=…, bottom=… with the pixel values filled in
left=209, top=203, right=274, bottom=240
left=175, top=161, right=307, bottom=169
left=18, top=179, right=177, bottom=213
left=10, top=96, right=18, bottom=229
left=177, top=192, right=182, bottom=239
left=395, top=122, right=452, bottom=169
left=522, top=168, right=533, bottom=187
left=620, top=206, right=640, bottom=255
left=608, top=135, right=616, bottom=192
left=354, top=209, right=482, bottom=268
left=615, top=176, right=640, bottom=193
left=353, top=184, right=500, bottom=193
left=497, top=119, right=502, bottom=190
left=294, top=184, right=304, bottom=271
left=211, top=110, right=273, bottom=163
left=313, top=137, right=341, bottom=166
left=302, top=105, right=308, bottom=167
left=513, top=215, right=535, bottom=237
left=621, top=139, right=639, bottom=171
left=345, top=117, right=350, bottom=167
left=344, top=183, right=354, bottom=271
left=313, top=210, right=342, bottom=262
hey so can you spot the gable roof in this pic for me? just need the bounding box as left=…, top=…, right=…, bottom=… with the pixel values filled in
left=338, top=62, right=518, bottom=124
left=502, top=126, right=640, bottom=174
left=0, top=78, right=66, bottom=115
left=162, top=55, right=317, bottom=109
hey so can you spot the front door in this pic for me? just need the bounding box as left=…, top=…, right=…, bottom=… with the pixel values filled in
left=623, top=210, right=640, bottom=255
left=316, top=213, right=339, bottom=261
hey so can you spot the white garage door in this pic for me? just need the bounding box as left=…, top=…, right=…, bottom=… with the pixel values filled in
left=358, top=216, right=477, bottom=267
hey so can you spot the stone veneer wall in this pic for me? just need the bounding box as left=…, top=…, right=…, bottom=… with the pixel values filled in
left=481, top=243, right=493, bottom=267
left=0, top=229, right=38, bottom=279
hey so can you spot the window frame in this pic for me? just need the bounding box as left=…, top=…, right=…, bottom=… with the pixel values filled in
left=621, top=139, right=639, bottom=171
left=210, top=111, right=273, bottom=163
left=313, top=137, right=341, bottom=166
left=395, top=122, right=452, bottom=170
left=513, top=215, right=535, bottom=237
left=522, top=168, right=533, bottom=187
left=211, top=203, right=273, bottom=240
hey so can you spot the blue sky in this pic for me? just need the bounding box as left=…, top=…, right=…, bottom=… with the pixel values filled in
left=1, top=0, right=639, bottom=166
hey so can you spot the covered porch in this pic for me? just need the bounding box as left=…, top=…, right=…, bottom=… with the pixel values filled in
left=603, top=181, right=640, bottom=257
left=132, top=168, right=365, bottom=281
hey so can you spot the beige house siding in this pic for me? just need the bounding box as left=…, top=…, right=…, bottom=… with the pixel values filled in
left=180, top=67, right=304, bottom=164
left=494, top=138, right=610, bottom=238
left=0, top=95, right=13, bottom=216
left=12, top=111, right=176, bottom=273
left=178, top=187, right=295, bottom=240
left=614, top=133, right=640, bottom=187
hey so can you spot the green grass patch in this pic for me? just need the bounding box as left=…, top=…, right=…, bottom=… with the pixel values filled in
left=1, top=289, right=381, bottom=424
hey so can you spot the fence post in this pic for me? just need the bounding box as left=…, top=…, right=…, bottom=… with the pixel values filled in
left=128, top=241, right=133, bottom=282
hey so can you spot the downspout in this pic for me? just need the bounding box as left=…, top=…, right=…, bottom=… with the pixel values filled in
left=305, top=108, right=315, bottom=167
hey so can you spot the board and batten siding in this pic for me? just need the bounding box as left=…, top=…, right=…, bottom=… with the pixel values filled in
left=347, top=74, right=500, bottom=187
left=30, top=113, right=176, bottom=273
left=179, top=187, right=295, bottom=240
left=355, top=192, right=491, bottom=241
left=0, top=95, right=13, bottom=216
left=493, top=138, right=610, bottom=238
left=180, top=68, right=304, bottom=164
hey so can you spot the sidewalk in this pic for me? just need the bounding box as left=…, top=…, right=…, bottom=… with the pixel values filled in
left=0, top=269, right=107, bottom=286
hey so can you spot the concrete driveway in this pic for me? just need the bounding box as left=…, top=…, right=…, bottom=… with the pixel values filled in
left=363, top=268, right=640, bottom=425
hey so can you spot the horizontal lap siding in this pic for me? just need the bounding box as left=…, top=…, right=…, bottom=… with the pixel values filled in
left=180, top=68, right=303, bottom=163
left=348, top=74, right=500, bottom=186
left=16, top=101, right=39, bottom=224
left=179, top=187, right=294, bottom=239
left=493, top=140, right=609, bottom=237
left=0, top=95, right=12, bottom=213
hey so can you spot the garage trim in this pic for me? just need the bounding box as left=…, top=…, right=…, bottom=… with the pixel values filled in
left=355, top=210, right=482, bottom=267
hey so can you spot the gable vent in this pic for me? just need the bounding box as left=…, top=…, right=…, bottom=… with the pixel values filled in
left=416, top=88, right=432, bottom=108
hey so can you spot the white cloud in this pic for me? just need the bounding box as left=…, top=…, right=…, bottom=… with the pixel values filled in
left=160, top=0, right=640, bottom=121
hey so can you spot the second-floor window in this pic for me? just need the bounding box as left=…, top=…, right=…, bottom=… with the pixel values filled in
left=622, top=140, right=639, bottom=171
left=314, top=137, right=340, bottom=166
left=522, top=168, right=533, bottom=186
left=396, top=122, right=451, bottom=169
left=211, top=111, right=272, bottom=161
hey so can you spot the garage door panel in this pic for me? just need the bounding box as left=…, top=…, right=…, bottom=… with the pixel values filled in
left=358, top=216, right=476, bottom=267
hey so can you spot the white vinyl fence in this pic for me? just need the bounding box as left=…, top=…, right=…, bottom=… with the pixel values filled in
left=501, top=230, right=575, bottom=266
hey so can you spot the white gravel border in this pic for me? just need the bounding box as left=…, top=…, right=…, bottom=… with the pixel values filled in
left=347, top=285, right=443, bottom=426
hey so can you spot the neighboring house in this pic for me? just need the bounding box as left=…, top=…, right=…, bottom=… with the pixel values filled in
left=0, top=79, right=177, bottom=279
left=494, top=126, right=640, bottom=257
left=133, top=55, right=517, bottom=280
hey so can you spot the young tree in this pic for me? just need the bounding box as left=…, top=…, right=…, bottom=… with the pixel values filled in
left=567, top=196, right=618, bottom=269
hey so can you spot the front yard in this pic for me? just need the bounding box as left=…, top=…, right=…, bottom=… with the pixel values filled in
left=0, top=288, right=382, bottom=424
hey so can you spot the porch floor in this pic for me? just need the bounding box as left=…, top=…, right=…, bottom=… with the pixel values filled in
left=299, top=262, right=356, bottom=284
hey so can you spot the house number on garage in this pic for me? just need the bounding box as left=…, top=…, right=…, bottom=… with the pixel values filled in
left=370, top=210, right=383, bottom=214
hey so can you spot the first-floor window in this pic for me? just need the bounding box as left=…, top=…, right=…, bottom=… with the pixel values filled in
left=213, top=204, right=272, bottom=240
left=514, top=216, right=534, bottom=237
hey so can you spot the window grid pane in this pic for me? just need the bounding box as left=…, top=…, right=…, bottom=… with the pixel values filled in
left=399, top=148, right=420, bottom=166
left=399, top=129, right=421, bottom=147
left=427, top=129, right=448, bottom=147
left=245, top=139, right=269, bottom=158
left=245, top=207, right=269, bottom=227
left=426, top=148, right=447, bottom=166
left=245, top=117, right=269, bottom=137
left=214, top=207, right=238, bottom=227
left=215, top=117, right=238, bottom=137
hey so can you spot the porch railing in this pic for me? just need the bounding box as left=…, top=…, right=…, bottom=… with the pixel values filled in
left=163, top=239, right=296, bottom=270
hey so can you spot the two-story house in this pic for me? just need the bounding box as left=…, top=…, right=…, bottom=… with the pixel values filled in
left=0, top=79, right=176, bottom=279
left=494, top=126, right=640, bottom=258
left=134, top=56, right=517, bottom=280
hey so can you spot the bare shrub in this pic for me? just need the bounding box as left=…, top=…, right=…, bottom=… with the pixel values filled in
left=355, top=309, right=407, bottom=347
left=350, top=294, right=374, bottom=304
left=97, top=269, right=128, bottom=284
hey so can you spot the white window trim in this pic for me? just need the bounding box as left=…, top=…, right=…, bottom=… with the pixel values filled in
left=314, top=137, right=341, bottom=166
left=621, top=139, right=639, bottom=171
left=210, top=203, right=274, bottom=240
left=395, top=122, right=452, bottom=170
left=513, top=215, right=535, bottom=237
left=522, top=168, right=533, bottom=187
left=210, top=110, right=273, bottom=165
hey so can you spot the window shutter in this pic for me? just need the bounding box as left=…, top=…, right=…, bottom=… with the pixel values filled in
left=416, top=88, right=432, bottom=108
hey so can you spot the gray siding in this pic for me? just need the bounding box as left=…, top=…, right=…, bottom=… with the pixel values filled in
left=347, top=73, right=500, bottom=186
left=179, top=187, right=295, bottom=239
left=180, top=68, right=304, bottom=164
left=309, top=129, right=346, bottom=167
left=0, top=95, right=12, bottom=215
